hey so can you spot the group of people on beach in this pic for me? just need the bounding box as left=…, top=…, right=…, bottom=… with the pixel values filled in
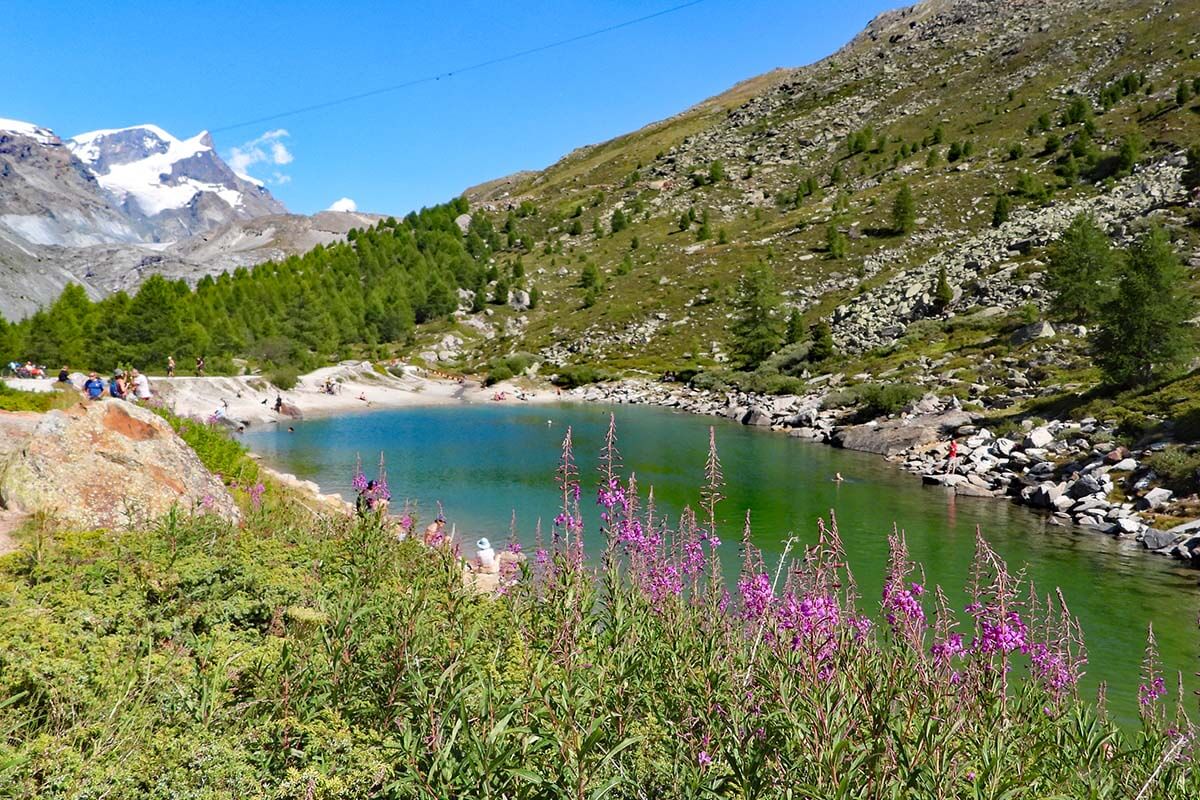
left=80, top=366, right=152, bottom=402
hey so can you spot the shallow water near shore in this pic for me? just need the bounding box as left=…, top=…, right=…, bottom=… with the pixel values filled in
left=244, top=402, right=1200, bottom=722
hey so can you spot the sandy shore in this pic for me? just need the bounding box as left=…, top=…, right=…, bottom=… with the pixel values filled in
left=5, top=361, right=566, bottom=427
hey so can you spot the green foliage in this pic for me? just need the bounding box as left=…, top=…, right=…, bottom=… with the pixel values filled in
left=934, top=265, right=953, bottom=310
left=1144, top=446, right=1200, bottom=494
left=579, top=263, right=600, bottom=289
left=492, top=275, right=511, bottom=305
left=1115, top=133, right=1142, bottom=176
left=550, top=363, right=612, bottom=388
left=569, top=218, right=583, bottom=236
left=826, top=224, right=847, bottom=258
left=708, top=160, right=724, bottom=183
left=730, top=263, right=784, bottom=368
left=992, top=194, right=1011, bottom=227
left=610, top=207, right=628, bottom=234
left=1095, top=225, right=1195, bottom=386
left=7, top=199, right=482, bottom=373
left=784, top=307, right=803, bottom=345
left=717, top=228, right=729, bottom=245
left=892, top=184, right=916, bottom=235
left=1044, top=133, right=1061, bottom=154
left=528, top=285, right=541, bottom=309
left=1046, top=214, right=1117, bottom=322
left=1062, top=95, right=1093, bottom=125
left=155, top=408, right=260, bottom=484
left=1007, top=142, right=1025, bottom=161
left=0, top=382, right=76, bottom=412
left=266, top=366, right=300, bottom=391
left=485, top=352, right=536, bottom=386
left=856, top=382, right=925, bottom=417
left=1177, top=79, right=1193, bottom=106
left=807, top=320, right=835, bottom=363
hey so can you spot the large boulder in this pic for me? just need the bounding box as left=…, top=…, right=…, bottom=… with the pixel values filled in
left=833, top=410, right=971, bottom=456
left=0, top=400, right=238, bottom=529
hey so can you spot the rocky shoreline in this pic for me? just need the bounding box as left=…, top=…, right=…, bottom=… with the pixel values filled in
left=570, top=379, right=1200, bottom=571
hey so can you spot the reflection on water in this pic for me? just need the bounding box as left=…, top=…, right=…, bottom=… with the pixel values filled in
left=244, top=402, right=1200, bottom=722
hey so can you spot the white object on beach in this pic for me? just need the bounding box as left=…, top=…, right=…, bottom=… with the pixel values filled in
left=475, top=537, right=496, bottom=570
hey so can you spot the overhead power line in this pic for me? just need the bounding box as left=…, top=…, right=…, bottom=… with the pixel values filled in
left=211, top=0, right=709, bottom=134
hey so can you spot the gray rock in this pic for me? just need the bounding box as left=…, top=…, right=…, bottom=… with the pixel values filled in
left=1011, top=321, right=1056, bottom=344
left=1140, top=529, right=1178, bottom=550
left=1023, top=427, right=1054, bottom=449
left=1136, top=487, right=1173, bottom=511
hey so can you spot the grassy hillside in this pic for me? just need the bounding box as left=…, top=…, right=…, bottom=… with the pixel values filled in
left=419, top=0, right=1200, bottom=415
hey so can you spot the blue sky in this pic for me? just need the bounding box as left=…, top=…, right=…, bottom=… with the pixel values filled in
left=2, top=1, right=897, bottom=215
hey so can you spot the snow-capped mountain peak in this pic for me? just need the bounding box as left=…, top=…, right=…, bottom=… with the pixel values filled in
left=0, top=117, right=59, bottom=145
left=66, top=124, right=284, bottom=224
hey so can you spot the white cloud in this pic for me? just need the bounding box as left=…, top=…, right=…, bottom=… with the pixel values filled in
left=328, top=197, right=357, bottom=212
left=227, top=129, right=293, bottom=184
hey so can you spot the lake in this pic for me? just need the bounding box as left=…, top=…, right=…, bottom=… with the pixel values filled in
left=244, top=402, right=1200, bottom=720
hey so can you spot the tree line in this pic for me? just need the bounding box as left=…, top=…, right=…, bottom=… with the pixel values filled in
left=0, top=198, right=493, bottom=375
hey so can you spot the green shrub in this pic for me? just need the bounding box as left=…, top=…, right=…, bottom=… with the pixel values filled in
left=690, top=370, right=731, bottom=393
left=267, top=366, right=300, bottom=391
left=1145, top=446, right=1200, bottom=493
left=0, top=383, right=76, bottom=412
left=551, top=364, right=612, bottom=388
left=856, top=382, right=925, bottom=417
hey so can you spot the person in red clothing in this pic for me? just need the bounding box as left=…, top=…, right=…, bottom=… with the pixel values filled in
left=947, top=439, right=960, bottom=476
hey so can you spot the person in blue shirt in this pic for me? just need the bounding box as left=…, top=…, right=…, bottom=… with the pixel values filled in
left=83, top=372, right=105, bottom=400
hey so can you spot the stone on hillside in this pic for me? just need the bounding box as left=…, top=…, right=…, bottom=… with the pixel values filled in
left=1136, top=487, right=1173, bottom=511
left=1011, top=321, right=1055, bottom=344
left=509, top=289, right=531, bottom=311
left=832, top=410, right=971, bottom=457
left=1067, top=475, right=1103, bottom=499
left=1114, top=517, right=1143, bottom=535
left=1111, top=458, right=1138, bottom=472
left=0, top=400, right=238, bottom=529
left=1022, top=427, right=1054, bottom=450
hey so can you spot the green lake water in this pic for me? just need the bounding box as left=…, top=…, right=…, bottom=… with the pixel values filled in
left=243, top=402, right=1200, bottom=721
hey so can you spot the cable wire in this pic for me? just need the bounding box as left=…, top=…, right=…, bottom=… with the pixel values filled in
left=211, top=0, right=709, bottom=134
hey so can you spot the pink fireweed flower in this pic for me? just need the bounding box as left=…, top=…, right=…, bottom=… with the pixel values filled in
left=975, top=611, right=1029, bottom=656
left=930, top=632, right=966, bottom=663
left=1139, top=676, right=1167, bottom=707
left=249, top=481, right=265, bottom=509
left=882, top=582, right=926, bottom=627
left=738, top=572, right=773, bottom=620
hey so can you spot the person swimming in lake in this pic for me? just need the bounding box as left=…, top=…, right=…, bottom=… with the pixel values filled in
left=834, top=472, right=844, bottom=483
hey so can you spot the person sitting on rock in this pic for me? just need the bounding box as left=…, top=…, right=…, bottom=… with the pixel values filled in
left=130, top=368, right=152, bottom=401
left=57, top=365, right=70, bottom=383
left=273, top=395, right=283, bottom=413
left=108, top=371, right=127, bottom=400
left=84, top=372, right=105, bottom=400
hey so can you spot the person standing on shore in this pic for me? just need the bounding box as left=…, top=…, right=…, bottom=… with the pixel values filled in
left=946, top=439, right=960, bottom=476
left=195, top=356, right=205, bottom=376
left=167, top=356, right=176, bottom=378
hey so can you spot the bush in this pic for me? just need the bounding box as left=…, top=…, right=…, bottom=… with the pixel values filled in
left=1144, top=446, right=1200, bottom=494
left=551, top=364, right=612, bottom=388
left=0, top=383, right=76, bottom=412
left=856, top=382, right=925, bottom=417
left=267, top=366, right=300, bottom=391
left=690, top=369, right=731, bottom=393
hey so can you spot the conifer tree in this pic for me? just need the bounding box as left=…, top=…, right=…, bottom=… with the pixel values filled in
left=934, top=266, right=953, bottom=310
left=892, top=184, right=916, bottom=235
left=1094, top=225, right=1194, bottom=386
left=826, top=225, right=847, bottom=259
left=730, top=263, right=784, bottom=368
left=610, top=208, right=628, bottom=234
left=992, top=194, right=1011, bottom=228
left=785, top=307, right=803, bottom=345
left=1046, top=214, right=1117, bottom=322
left=808, top=320, right=835, bottom=363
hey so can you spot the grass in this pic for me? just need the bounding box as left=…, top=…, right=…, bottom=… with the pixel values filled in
left=1, top=424, right=1198, bottom=798
left=0, top=382, right=79, bottom=413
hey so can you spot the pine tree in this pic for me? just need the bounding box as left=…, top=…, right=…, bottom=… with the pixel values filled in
left=709, top=160, right=724, bottom=183
left=679, top=213, right=691, bottom=232
left=492, top=276, right=510, bottom=305
left=934, top=266, right=953, bottom=310
left=892, top=184, right=916, bottom=235
left=610, top=208, right=628, bottom=234
left=528, top=285, right=541, bottom=309
left=730, top=264, right=784, bottom=368
left=580, top=263, right=600, bottom=289
left=1094, top=225, right=1194, bottom=386
left=569, top=219, right=583, bottom=236
left=826, top=225, right=847, bottom=259
left=808, top=320, right=835, bottom=363
left=785, top=308, right=803, bottom=345
left=992, top=194, right=1011, bottom=228
left=1046, top=214, right=1117, bottom=322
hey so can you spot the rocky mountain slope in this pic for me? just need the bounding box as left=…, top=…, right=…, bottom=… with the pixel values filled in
left=433, top=0, right=1198, bottom=395
left=0, top=119, right=377, bottom=320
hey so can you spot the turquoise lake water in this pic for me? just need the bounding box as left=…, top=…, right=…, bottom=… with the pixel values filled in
left=243, top=402, right=1200, bottom=721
